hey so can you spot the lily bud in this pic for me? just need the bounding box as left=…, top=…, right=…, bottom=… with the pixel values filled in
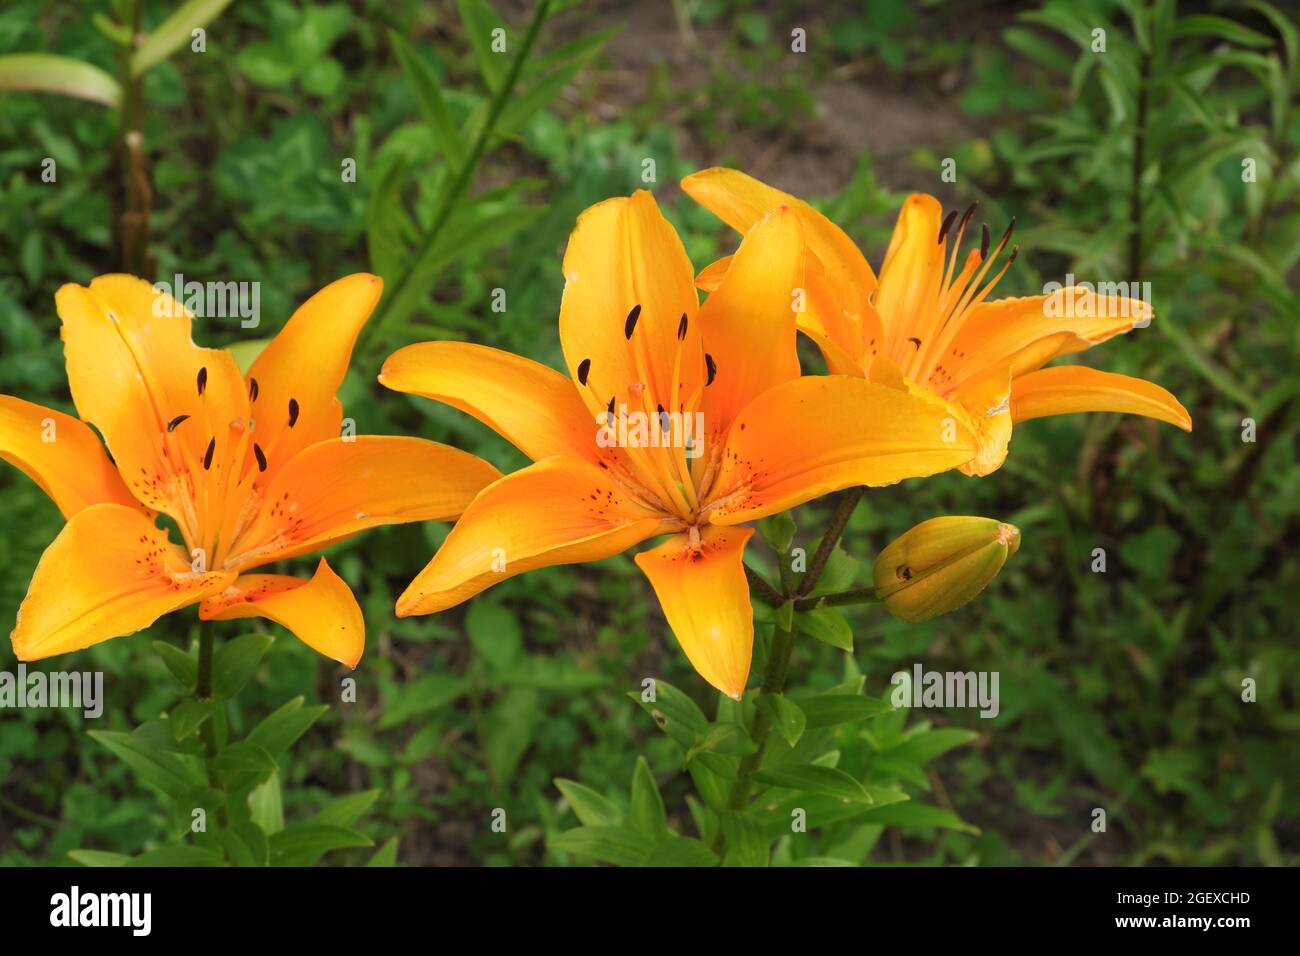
left=873, top=516, right=1020, bottom=623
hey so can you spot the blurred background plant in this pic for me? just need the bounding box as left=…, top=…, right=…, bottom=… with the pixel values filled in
left=0, top=0, right=1295, bottom=866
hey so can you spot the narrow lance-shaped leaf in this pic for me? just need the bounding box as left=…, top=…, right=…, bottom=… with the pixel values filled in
left=0, top=54, right=121, bottom=107
left=131, top=0, right=238, bottom=76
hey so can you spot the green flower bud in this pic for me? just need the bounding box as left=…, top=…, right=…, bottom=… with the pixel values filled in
left=873, top=516, right=1020, bottom=623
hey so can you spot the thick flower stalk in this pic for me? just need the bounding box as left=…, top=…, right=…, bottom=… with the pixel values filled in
left=1, top=274, right=499, bottom=666
left=381, top=190, right=979, bottom=698
left=682, top=168, right=1192, bottom=476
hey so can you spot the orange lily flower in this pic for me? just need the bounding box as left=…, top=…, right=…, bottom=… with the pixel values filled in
left=682, top=168, right=1192, bottom=476
left=380, top=191, right=977, bottom=698
left=1, top=274, right=499, bottom=667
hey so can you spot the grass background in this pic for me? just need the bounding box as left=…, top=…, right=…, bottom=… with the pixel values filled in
left=0, top=0, right=1296, bottom=865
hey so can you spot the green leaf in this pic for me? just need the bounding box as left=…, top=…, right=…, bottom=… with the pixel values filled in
left=627, top=757, right=669, bottom=839
left=128, top=845, right=226, bottom=867
left=68, top=850, right=130, bottom=867
left=211, top=633, right=273, bottom=699
left=132, top=0, right=238, bottom=75
left=810, top=547, right=859, bottom=594
left=153, top=640, right=197, bottom=690
left=0, top=54, right=121, bottom=107
left=245, top=697, right=328, bottom=756
left=630, top=679, right=709, bottom=750
left=248, top=773, right=285, bottom=836
left=313, top=790, right=380, bottom=829
left=1171, top=14, right=1274, bottom=49
left=756, top=693, right=806, bottom=747
left=550, top=826, right=653, bottom=866
left=797, top=693, right=895, bottom=729
left=640, top=837, right=718, bottom=867
left=758, top=512, right=796, bottom=554
left=466, top=600, right=523, bottom=671
left=457, top=0, right=508, bottom=91
left=858, top=802, right=979, bottom=834
left=389, top=31, right=465, bottom=170
left=483, top=687, right=538, bottom=779
left=752, top=765, right=874, bottom=804
left=367, top=838, right=399, bottom=867
left=555, top=779, right=623, bottom=827
left=169, top=700, right=213, bottom=742
left=269, top=825, right=372, bottom=864
left=210, top=741, right=277, bottom=791
left=215, top=821, right=270, bottom=866
left=720, top=810, right=769, bottom=866
left=795, top=607, right=854, bottom=650
left=88, top=730, right=205, bottom=799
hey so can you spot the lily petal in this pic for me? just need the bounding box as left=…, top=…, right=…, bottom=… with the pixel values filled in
left=1010, top=366, right=1192, bottom=431
left=873, top=194, right=945, bottom=350
left=698, top=205, right=805, bottom=434
left=379, top=341, right=598, bottom=463
left=634, top=526, right=754, bottom=700
left=396, top=456, right=666, bottom=616
left=11, top=503, right=233, bottom=661
left=681, top=167, right=877, bottom=305
left=559, top=191, right=700, bottom=408
left=0, top=395, right=142, bottom=518
left=228, top=435, right=500, bottom=568
left=936, top=290, right=1151, bottom=393
left=199, top=558, right=364, bottom=668
left=707, top=376, right=976, bottom=524
left=245, top=274, right=384, bottom=483
left=55, top=275, right=249, bottom=519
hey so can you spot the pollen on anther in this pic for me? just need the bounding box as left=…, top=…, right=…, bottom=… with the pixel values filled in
left=705, top=353, right=717, bottom=385
left=249, top=377, right=259, bottom=402
left=196, top=367, right=208, bottom=395
left=253, top=443, right=268, bottom=472
left=677, top=313, right=688, bottom=340
left=166, top=414, right=190, bottom=432
left=287, top=397, right=300, bottom=428
left=577, top=358, right=591, bottom=385
left=202, top=437, right=216, bottom=470
left=624, top=304, right=642, bottom=339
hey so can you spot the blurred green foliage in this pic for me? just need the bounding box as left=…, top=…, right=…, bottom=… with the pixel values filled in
left=0, top=0, right=1296, bottom=866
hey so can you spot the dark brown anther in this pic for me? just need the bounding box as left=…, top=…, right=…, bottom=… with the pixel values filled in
left=1007, top=244, right=1020, bottom=265
left=705, top=353, right=717, bottom=385
left=657, top=403, right=669, bottom=431
left=980, top=224, right=990, bottom=259
left=166, top=414, right=190, bottom=432
left=248, top=377, right=259, bottom=402
left=196, top=367, right=208, bottom=395
left=605, top=395, right=616, bottom=426
left=624, top=304, right=641, bottom=339
left=577, top=358, right=591, bottom=385
left=677, top=313, right=688, bottom=340
left=937, top=209, right=958, bottom=245
left=1000, top=217, right=1017, bottom=249
left=202, top=437, right=216, bottom=470
left=253, top=443, right=268, bottom=472
left=287, top=397, right=300, bottom=428
left=958, top=202, right=978, bottom=232
left=908, top=337, right=922, bottom=349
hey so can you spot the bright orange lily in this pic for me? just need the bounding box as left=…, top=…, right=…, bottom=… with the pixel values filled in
left=682, top=168, right=1192, bottom=476
left=1, top=274, right=499, bottom=666
left=380, top=190, right=977, bottom=698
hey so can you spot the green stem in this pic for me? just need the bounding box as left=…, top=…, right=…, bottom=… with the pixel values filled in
left=1127, top=29, right=1152, bottom=283
left=796, top=488, right=862, bottom=597
left=745, top=564, right=784, bottom=608
left=362, top=0, right=552, bottom=348
left=727, top=624, right=795, bottom=811
left=196, top=619, right=217, bottom=758
left=793, top=585, right=879, bottom=611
